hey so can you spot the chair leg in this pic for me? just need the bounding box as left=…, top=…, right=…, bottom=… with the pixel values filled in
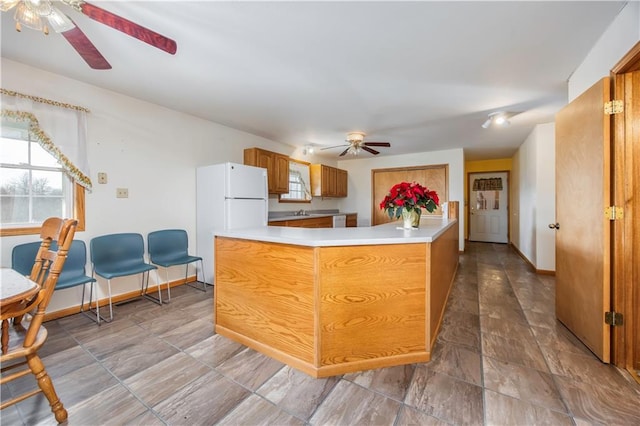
left=186, top=260, right=207, bottom=292
left=83, top=280, right=113, bottom=325
left=141, top=270, right=162, bottom=305
left=166, top=268, right=172, bottom=302
left=107, top=279, right=114, bottom=321
left=199, top=259, right=207, bottom=291
left=26, top=353, right=67, bottom=423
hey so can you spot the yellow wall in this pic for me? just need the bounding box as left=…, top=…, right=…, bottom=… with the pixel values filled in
left=464, top=158, right=513, bottom=238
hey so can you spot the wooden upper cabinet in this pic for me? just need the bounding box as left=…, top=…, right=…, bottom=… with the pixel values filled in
left=273, top=153, right=290, bottom=194
left=310, top=164, right=348, bottom=197
left=336, top=168, right=348, bottom=197
left=244, top=148, right=289, bottom=194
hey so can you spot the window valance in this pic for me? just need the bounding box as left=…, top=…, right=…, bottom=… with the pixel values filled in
left=1, top=89, right=92, bottom=190
left=472, top=178, right=503, bottom=191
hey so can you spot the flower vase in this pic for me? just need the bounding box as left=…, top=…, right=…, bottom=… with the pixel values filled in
left=401, top=210, right=420, bottom=229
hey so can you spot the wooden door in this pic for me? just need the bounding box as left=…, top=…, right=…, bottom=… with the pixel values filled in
left=615, top=69, right=640, bottom=373
left=631, top=72, right=640, bottom=374
left=555, top=77, right=611, bottom=362
left=468, top=172, right=508, bottom=243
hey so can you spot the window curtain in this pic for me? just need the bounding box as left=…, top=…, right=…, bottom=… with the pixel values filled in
left=472, top=178, right=502, bottom=191
left=1, top=89, right=92, bottom=190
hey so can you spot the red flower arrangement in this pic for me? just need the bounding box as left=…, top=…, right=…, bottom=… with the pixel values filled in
left=379, top=181, right=439, bottom=219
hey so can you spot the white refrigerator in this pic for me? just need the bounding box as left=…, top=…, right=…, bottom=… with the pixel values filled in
left=196, top=162, right=268, bottom=284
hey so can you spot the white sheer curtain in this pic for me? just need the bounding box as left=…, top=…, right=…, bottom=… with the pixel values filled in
left=1, top=91, right=92, bottom=190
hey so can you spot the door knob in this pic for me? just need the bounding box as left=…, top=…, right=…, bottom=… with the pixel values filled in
left=549, top=223, right=560, bottom=229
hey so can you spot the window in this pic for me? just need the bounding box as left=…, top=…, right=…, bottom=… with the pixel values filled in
left=279, top=159, right=312, bottom=203
left=0, top=123, right=84, bottom=236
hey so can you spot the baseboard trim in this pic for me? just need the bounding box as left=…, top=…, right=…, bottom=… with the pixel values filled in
left=44, top=276, right=199, bottom=322
left=509, top=244, right=556, bottom=276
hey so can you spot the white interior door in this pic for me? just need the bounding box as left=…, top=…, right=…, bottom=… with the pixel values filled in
left=469, top=172, right=508, bottom=243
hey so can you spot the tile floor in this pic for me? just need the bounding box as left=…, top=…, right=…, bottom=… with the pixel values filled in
left=2, top=242, right=639, bottom=425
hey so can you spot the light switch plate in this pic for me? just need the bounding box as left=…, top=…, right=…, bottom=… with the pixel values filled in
left=98, top=172, right=107, bottom=184
left=116, top=188, right=128, bottom=198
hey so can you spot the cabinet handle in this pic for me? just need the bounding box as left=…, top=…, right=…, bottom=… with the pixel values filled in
left=548, top=223, right=560, bottom=229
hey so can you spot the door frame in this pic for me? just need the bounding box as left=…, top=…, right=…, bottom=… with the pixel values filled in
left=465, top=170, right=510, bottom=243
left=467, top=171, right=509, bottom=243
left=611, top=41, right=640, bottom=378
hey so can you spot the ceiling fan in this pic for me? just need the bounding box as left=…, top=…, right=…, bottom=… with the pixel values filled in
left=321, top=132, right=391, bottom=156
left=1, top=0, right=177, bottom=70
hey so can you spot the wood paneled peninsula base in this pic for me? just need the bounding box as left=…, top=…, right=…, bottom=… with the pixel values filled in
left=214, top=217, right=459, bottom=378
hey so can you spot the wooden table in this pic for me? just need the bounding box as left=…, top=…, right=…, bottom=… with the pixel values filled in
left=0, top=268, right=40, bottom=354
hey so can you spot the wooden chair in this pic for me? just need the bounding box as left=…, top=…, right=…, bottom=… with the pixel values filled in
left=0, top=217, right=78, bottom=424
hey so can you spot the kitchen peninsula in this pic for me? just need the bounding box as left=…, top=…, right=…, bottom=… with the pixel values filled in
left=214, top=203, right=459, bottom=378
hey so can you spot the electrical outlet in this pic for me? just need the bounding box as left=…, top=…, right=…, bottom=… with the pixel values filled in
left=98, top=172, right=107, bottom=184
left=116, top=188, right=128, bottom=198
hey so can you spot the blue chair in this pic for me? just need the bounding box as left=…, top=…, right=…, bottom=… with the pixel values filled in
left=89, top=233, right=159, bottom=324
left=148, top=229, right=205, bottom=302
left=12, top=240, right=96, bottom=315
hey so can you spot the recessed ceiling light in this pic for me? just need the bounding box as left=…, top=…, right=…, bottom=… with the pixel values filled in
left=482, top=112, right=510, bottom=129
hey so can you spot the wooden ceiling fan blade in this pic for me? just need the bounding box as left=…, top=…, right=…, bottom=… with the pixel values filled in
left=363, top=142, right=391, bottom=147
left=320, top=144, right=348, bottom=150
left=362, top=146, right=380, bottom=155
left=339, top=148, right=350, bottom=156
left=61, top=26, right=111, bottom=69
left=79, top=1, right=177, bottom=54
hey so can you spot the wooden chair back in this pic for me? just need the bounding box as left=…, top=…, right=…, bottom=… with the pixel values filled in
left=5, top=217, right=78, bottom=346
left=0, top=217, right=77, bottom=423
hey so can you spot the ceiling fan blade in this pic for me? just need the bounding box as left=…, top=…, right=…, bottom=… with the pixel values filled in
left=339, top=148, right=350, bottom=156
left=320, top=144, right=349, bottom=150
left=362, top=146, right=380, bottom=155
left=77, top=1, right=177, bottom=54
left=364, top=142, right=391, bottom=147
left=61, top=26, right=111, bottom=69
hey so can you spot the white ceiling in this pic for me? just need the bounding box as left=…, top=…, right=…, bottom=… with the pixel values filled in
left=0, top=1, right=626, bottom=160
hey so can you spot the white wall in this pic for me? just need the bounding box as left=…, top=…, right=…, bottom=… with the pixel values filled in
left=511, top=123, right=555, bottom=271
left=569, top=1, right=640, bottom=101
left=535, top=123, right=556, bottom=271
left=337, top=148, right=465, bottom=251
left=512, top=2, right=638, bottom=271
left=0, top=59, right=338, bottom=312
left=512, top=131, right=537, bottom=265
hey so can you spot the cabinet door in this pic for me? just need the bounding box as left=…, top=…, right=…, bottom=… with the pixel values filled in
left=274, top=154, right=290, bottom=194
left=244, top=148, right=290, bottom=194
left=346, top=214, right=357, bottom=227
left=310, top=164, right=347, bottom=198
left=268, top=220, right=288, bottom=227
left=327, top=166, right=338, bottom=197
left=336, top=169, right=348, bottom=197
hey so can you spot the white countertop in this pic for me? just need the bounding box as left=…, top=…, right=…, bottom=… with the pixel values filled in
left=215, top=217, right=457, bottom=247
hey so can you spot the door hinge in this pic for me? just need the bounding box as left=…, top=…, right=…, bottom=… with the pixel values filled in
left=604, top=206, right=623, bottom=220
left=605, top=311, right=624, bottom=326
left=604, top=100, right=623, bottom=115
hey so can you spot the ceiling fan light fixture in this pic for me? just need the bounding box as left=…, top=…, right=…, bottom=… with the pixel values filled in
left=14, top=1, right=44, bottom=32
left=0, top=0, right=21, bottom=12
left=46, top=6, right=74, bottom=33
left=346, top=131, right=366, bottom=143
